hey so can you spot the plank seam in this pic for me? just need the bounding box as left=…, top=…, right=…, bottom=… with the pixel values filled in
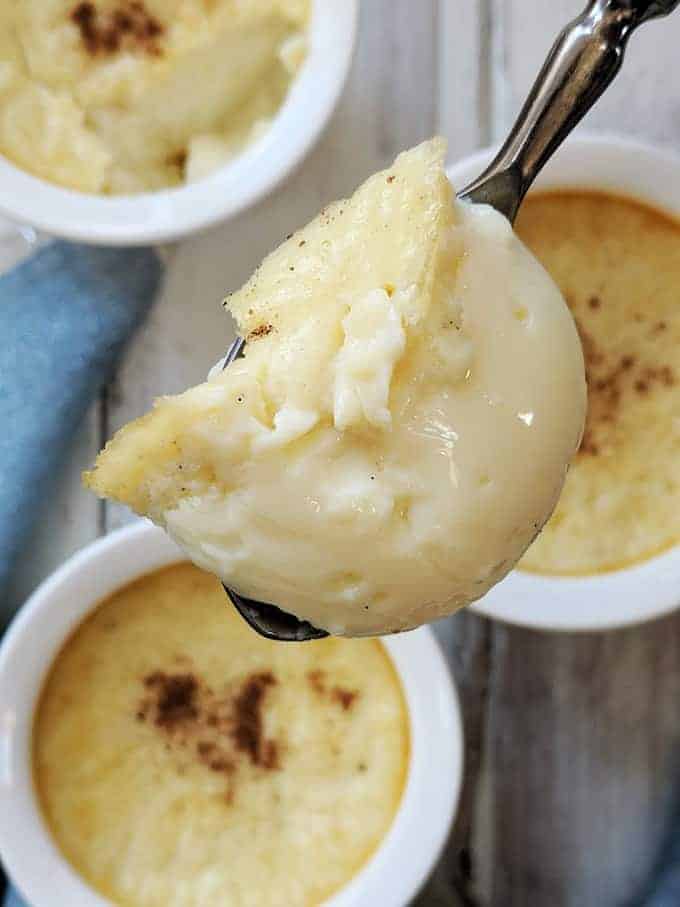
left=98, top=386, right=109, bottom=536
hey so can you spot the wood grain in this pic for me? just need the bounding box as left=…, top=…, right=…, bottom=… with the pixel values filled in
left=438, top=0, right=486, bottom=156
left=488, top=619, right=680, bottom=906
left=504, top=0, right=680, bottom=145
left=420, top=612, right=494, bottom=907
left=488, top=3, right=680, bottom=905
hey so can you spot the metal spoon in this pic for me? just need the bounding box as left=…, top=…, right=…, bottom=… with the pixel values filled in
left=223, top=0, right=680, bottom=641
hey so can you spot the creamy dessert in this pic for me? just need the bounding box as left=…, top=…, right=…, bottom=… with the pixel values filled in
left=34, top=562, right=409, bottom=907
left=517, top=191, right=680, bottom=575
left=0, top=0, right=309, bottom=194
left=85, top=139, right=586, bottom=635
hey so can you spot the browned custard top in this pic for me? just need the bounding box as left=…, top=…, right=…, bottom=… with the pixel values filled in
left=70, top=2, right=164, bottom=57
left=517, top=191, right=680, bottom=575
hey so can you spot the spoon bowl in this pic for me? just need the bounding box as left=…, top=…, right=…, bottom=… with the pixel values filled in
left=224, top=586, right=329, bottom=641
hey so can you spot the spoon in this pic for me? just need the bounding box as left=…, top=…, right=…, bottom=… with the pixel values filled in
left=223, top=0, right=680, bottom=641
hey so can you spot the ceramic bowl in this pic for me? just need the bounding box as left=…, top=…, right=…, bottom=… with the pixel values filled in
left=0, top=520, right=463, bottom=907
left=449, top=133, right=680, bottom=631
left=0, top=0, right=358, bottom=246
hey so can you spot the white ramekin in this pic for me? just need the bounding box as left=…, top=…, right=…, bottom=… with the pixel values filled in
left=0, top=0, right=357, bottom=246
left=0, top=520, right=463, bottom=907
left=449, top=133, right=680, bottom=632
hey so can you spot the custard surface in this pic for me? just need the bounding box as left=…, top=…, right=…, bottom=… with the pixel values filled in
left=34, top=563, right=409, bottom=907
left=0, top=1, right=308, bottom=193
left=517, top=192, right=680, bottom=575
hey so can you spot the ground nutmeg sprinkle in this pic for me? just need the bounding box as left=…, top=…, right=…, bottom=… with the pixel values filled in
left=136, top=661, right=283, bottom=804
left=71, top=1, right=164, bottom=56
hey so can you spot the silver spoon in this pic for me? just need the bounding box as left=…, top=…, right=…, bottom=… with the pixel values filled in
left=223, top=0, right=680, bottom=641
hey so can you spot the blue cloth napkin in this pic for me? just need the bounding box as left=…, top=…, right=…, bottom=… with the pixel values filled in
left=0, top=240, right=161, bottom=905
left=0, top=241, right=162, bottom=624
left=625, top=793, right=680, bottom=907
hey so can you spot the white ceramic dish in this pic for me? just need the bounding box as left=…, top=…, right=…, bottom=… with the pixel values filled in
left=0, top=520, right=463, bottom=907
left=0, top=0, right=358, bottom=246
left=451, top=133, right=680, bottom=632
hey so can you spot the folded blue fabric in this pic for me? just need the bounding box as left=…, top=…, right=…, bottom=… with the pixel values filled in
left=625, top=793, right=680, bottom=907
left=0, top=241, right=161, bottom=627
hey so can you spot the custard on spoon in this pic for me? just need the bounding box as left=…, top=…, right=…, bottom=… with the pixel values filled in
left=85, top=138, right=585, bottom=636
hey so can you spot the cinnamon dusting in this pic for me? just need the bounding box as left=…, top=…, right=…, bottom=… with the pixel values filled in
left=229, top=671, right=279, bottom=768
left=144, top=671, right=198, bottom=729
left=71, top=1, right=164, bottom=56
left=307, top=669, right=359, bottom=712
left=167, top=149, right=188, bottom=172
left=307, top=669, right=326, bottom=694
left=137, top=664, right=282, bottom=801
left=575, top=317, right=675, bottom=458
left=247, top=323, right=274, bottom=340
left=331, top=688, right=359, bottom=711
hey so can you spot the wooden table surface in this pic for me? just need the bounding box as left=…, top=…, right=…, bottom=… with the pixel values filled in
left=9, top=3, right=680, bottom=905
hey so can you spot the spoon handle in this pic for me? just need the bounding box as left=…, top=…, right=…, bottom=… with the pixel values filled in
left=459, top=0, right=680, bottom=221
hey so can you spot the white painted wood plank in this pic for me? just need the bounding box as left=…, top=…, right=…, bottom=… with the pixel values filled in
left=4, top=410, right=100, bottom=614
left=491, top=3, right=680, bottom=905
left=489, top=622, right=680, bottom=907
left=504, top=1, right=680, bottom=145
left=420, top=612, right=494, bottom=907
left=438, top=0, right=485, bottom=157
left=488, top=0, right=511, bottom=142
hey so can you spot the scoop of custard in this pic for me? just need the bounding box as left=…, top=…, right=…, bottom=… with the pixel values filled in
left=85, top=139, right=586, bottom=636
